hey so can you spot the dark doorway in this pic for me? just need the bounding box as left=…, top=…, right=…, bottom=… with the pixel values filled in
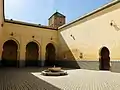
left=45, top=43, right=56, bottom=66
left=99, top=46, right=110, bottom=70
left=1, top=40, right=18, bottom=67
left=25, top=42, right=39, bottom=66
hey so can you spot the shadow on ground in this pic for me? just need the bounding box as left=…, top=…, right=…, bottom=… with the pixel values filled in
left=0, top=67, right=67, bottom=90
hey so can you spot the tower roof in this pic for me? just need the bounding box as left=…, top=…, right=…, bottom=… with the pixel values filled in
left=48, top=12, right=65, bottom=20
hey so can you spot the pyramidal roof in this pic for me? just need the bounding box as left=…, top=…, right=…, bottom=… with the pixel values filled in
left=49, top=12, right=65, bottom=20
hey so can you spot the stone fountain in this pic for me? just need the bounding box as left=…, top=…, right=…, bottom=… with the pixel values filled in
left=42, top=65, right=67, bottom=76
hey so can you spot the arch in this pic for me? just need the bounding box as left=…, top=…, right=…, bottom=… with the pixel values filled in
left=1, top=40, right=19, bottom=67
left=25, top=41, right=39, bottom=66
left=26, top=40, right=41, bottom=60
left=45, top=43, right=56, bottom=66
left=49, top=41, right=57, bottom=52
left=47, top=41, right=58, bottom=59
left=26, top=40, right=41, bottom=48
left=2, top=38, right=20, bottom=51
left=99, top=46, right=110, bottom=57
left=99, top=46, right=110, bottom=70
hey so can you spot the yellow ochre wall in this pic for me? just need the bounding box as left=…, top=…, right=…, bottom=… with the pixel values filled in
left=1, top=22, right=58, bottom=65
left=0, top=0, right=3, bottom=26
left=0, top=0, right=3, bottom=60
left=58, top=2, right=120, bottom=61
left=1, top=0, right=120, bottom=64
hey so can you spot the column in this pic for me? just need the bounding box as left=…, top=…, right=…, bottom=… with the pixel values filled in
left=41, top=45, right=46, bottom=67
left=19, top=44, right=26, bottom=67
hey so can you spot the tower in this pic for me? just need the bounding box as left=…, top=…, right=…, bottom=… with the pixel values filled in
left=48, top=11, right=66, bottom=29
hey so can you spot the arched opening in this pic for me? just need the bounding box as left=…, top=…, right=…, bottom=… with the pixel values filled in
left=25, top=42, right=39, bottom=66
left=99, top=46, right=110, bottom=70
left=45, top=43, right=56, bottom=66
left=2, top=40, right=18, bottom=67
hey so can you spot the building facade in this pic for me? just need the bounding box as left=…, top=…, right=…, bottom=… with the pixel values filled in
left=0, top=0, right=120, bottom=70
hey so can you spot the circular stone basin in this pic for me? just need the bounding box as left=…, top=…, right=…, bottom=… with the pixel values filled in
left=48, top=67, right=61, bottom=72
left=42, top=67, right=67, bottom=76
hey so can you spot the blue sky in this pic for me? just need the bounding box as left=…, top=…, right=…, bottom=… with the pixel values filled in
left=5, top=0, right=112, bottom=25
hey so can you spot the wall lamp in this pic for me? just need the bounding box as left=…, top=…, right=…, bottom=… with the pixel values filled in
left=51, top=37, right=53, bottom=40
left=32, top=36, right=35, bottom=38
left=70, top=34, right=75, bottom=40
left=79, top=52, right=83, bottom=59
left=1, top=23, right=3, bottom=27
left=10, top=32, right=13, bottom=36
left=110, top=20, right=120, bottom=31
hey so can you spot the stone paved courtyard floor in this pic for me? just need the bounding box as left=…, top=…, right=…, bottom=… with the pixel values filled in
left=1, top=67, right=120, bottom=90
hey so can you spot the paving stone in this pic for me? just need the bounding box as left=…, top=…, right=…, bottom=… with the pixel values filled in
left=1, top=67, right=120, bottom=90
left=0, top=67, right=60, bottom=90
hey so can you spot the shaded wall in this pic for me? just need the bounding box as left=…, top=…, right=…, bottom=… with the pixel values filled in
left=56, top=33, right=80, bottom=68
left=75, top=61, right=120, bottom=73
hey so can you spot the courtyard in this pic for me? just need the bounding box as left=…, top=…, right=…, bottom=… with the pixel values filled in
left=0, top=67, right=120, bottom=90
